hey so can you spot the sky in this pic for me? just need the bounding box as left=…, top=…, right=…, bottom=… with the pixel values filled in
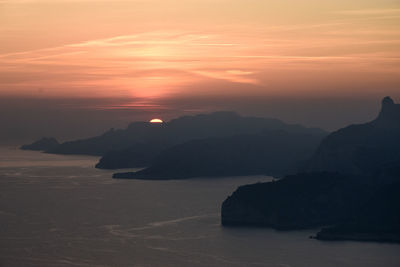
left=0, top=0, right=400, bottom=143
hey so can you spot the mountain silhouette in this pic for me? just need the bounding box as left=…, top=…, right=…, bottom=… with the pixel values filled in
left=97, top=111, right=325, bottom=169
left=221, top=172, right=373, bottom=229
left=32, top=111, right=322, bottom=168
left=113, top=131, right=324, bottom=179
left=305, top=96, right=400, bottom=180
left=21, top=111, right=325, bottom=171
left=20, top=137, right=59, bottom=151
left=221, top=97, right=400, bottom=243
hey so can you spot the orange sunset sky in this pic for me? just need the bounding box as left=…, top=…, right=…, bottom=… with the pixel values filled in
left=0, top=0, right=400, bottom=142
left=1, top=0, right=400, bottom=98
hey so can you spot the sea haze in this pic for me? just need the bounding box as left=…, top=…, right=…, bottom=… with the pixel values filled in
left=0, top=147, right=399, bottom=267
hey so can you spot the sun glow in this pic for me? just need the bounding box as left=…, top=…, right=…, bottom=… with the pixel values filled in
left=150, top=118, right=163, bottom=123
left=0, top=0, right=399, bottom=101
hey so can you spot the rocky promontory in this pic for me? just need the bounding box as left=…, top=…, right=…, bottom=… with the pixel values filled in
left=112, top=131, right=325, bottom=179
left=221, top=97, right=400, bottom=243
left=20, top=137, right=60, bottom=151
left=221, top=172, right=373, bottom=229
left=305, top=96, right=400, bottom=178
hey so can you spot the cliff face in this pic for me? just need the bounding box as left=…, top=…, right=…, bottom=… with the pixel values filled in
left=221, top=172, right=372, bottom=229
left=221, top=172, right=400, bottom=242
left=221, top=96, right=400, bottom=242
left=305, top=97, right=400, bottom=179
left=316, top=181, right=400, bottom=243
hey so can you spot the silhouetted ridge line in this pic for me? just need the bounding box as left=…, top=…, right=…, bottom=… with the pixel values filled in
left=220, top=96, right=400, bottom=243
left=21, top=111, right=326, bottom=172
left=305, top=96, right=400, bottom=179
left=20, top=137, right=59, bottom=151
left=113, top=131, right=325, bottom=179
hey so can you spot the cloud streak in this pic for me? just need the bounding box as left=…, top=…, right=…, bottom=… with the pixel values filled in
left=336, top=8, right=400, bottom=15
left=0, top=0, right=399, bottom=109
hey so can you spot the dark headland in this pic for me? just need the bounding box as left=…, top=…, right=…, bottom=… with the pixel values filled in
left=22, top=112, right=326, bottom=178
left=20, top=137, right=59, bottom=151
left=20, top=97, right=400, bottom=243
left=221, top=97, right=400, bottom=243
left=113, top=131, right=324, bottom=179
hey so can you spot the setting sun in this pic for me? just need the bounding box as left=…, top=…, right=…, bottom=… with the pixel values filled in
left=1, top=0, right=399, bottom=265
left=150, top=118, right=163, bottom=123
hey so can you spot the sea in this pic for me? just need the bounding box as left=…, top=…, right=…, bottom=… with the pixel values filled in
left=0, top=147, right=399, bottom=267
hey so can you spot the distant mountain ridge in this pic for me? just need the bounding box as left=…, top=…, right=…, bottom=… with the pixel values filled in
left=21, top=111, right=324, bottom=157
left=96, top=111, right=325, bottom=170
left=20, top=111, right=326, bottom=173
left=113, top=130, right=325, bottom=179
left=20, top=137, right=59, bottom=151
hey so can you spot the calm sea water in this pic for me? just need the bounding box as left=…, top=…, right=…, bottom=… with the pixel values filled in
left=0, top=147, right=399, bottom=267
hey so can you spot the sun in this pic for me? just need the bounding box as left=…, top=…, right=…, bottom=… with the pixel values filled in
left=150, top=118, right=163, bottom=123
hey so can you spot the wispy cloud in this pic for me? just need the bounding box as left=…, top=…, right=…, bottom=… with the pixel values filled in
left=336, top=8, right=400, bottom=15
left=1, top=0, right=400, bottom=104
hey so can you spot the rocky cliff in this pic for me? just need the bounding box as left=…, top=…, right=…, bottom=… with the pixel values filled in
left=221, top=96, right=400, bottom=242
left=305, top=96, right=400, bottom=179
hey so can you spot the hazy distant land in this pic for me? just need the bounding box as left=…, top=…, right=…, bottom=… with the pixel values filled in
left=22, top=112, right=326, bottom=178
left=20, top=97, right=400, bottom=243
